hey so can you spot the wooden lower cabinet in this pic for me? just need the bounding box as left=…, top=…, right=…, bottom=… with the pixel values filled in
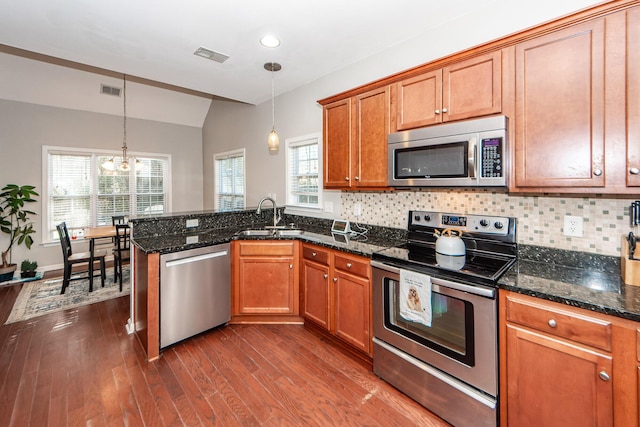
left=302, top=243, right=372, bottom=356
left=231, top=240, right=300, bottom=323
left=500, top=290, right=638, bottom=426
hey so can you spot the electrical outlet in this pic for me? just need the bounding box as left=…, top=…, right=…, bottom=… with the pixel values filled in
left=563, top=215, right=583, bottom=237
left=353, top=203, right=362, bottom=217
left=186, top=219, right=199, bottom=228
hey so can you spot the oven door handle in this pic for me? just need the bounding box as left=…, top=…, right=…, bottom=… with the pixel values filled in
left=371, top=260, right=495, bottom=299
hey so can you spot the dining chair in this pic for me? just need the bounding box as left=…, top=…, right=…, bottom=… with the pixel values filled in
left=111, top=215, right=128, bottom=225
left=112, top=223, right=130, bottom=291
left=56, top=222, right=107, bottom=294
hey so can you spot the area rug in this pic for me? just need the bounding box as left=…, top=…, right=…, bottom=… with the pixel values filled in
left=5, top=266, right=130, bottom=324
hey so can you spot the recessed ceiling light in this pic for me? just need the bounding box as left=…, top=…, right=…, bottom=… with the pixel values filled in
left=260, top=35, right=280, bottom=48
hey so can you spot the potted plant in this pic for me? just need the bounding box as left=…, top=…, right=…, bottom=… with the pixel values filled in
left=0, top=184, right=39, bottom=282
left=20, top=259, right=38, bottom=278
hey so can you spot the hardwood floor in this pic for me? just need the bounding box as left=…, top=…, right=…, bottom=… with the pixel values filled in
left=0, top=282, right=450, bottom=426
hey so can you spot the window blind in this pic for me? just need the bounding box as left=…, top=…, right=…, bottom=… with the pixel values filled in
left=214, top=149, right=245, bottom=211
left=286, top=135, right=320, bottom=208
left=45, top=147, right=169, bottom=242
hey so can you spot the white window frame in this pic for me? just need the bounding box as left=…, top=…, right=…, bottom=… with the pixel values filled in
left=285, top=133, right=322, bottom=211
left=214, top=148, right=246, bottom=211
left=42, top=145, right=172, bottom=243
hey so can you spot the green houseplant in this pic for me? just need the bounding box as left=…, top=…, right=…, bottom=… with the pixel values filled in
left=20, top=259, right=38, bottom=278
left=0, top=184, right=39, bottom=282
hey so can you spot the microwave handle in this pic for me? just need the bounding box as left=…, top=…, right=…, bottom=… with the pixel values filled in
left=468, top=136, right=477, bottom=179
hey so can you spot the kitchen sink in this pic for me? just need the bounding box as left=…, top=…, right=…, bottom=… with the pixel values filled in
left=236, top=228, right=305, bottom=237
left=276, top=229, right=304, bottom=236
left=236, top=229, right=274, bottom=236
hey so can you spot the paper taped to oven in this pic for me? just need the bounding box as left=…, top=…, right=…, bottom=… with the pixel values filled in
left=399, top=269, right=432, bottom=327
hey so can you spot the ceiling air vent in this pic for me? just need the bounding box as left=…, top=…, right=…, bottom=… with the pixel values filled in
left=194, top=47, right=229, bottom=63
left=100, top=84, right=121, bottom=97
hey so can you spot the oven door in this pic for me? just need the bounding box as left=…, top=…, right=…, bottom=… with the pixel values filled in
left=371, top=260, right=497, bottom=397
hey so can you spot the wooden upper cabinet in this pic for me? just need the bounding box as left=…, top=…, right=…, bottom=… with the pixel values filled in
left=394, top=51, right=501, bottom=131
left=323, top=86, right=390, bottom=190
left=323, top=98, right=352, bottom=188
left=627, top=6, right=640, bottom=187
left=514, top=18, right=606, bottom=188
left=353, top=86, right=389, bottom=188
left=394, top=70, right=441, bottom=129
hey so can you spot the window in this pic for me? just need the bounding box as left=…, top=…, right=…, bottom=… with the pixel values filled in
left=214, top=149, right=245, bottom=211
left=43, top=146, right=170, bottom=242
left=286, top=133, right=321, bottom=209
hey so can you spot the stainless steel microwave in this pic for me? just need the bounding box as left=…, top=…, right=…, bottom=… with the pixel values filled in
left=388, top=115, right=508, bottom=188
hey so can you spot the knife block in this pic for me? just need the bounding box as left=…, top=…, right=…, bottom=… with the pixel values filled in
left=621, top=235, right=640, bottom=286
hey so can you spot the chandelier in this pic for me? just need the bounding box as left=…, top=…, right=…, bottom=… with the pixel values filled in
left=102, top=75, right=143, bottom=171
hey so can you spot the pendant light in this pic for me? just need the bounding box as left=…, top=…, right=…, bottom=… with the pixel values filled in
left=264, top=62, right=281, bottom=151
left=102, top=75, right=143, bottom=171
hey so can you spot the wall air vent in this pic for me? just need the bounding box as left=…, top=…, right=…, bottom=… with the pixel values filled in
left=100, top=84, right=121, bottom=96
left=194, top=47, right=229, bottom=63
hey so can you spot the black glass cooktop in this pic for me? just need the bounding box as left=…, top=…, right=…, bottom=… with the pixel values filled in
left=372, top=242, right=516, bottom=286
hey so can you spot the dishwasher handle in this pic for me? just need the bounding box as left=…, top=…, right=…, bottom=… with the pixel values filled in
left=164, top=250, right=228, bottom=268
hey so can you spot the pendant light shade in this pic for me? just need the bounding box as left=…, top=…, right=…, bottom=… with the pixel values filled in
left=264, top=62, right=281, bottom=151
left=101, top=75, right=143, bottom=171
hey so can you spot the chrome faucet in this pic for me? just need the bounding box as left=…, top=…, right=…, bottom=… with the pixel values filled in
left=256, top=196, right=283, bottom=229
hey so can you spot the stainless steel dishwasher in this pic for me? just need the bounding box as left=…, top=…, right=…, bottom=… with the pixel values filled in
left=160, top=243, right=230, bottom=348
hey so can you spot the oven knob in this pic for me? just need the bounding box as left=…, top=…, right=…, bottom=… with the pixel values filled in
left=424, top=215, right=431, bottom=222
left=479, top=219, right=489, bottom=227
left=494, top=222, right=504, bottom=230
left=414, top=214, right=421, bottom=222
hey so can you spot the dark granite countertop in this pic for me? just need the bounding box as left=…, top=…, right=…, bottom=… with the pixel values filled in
left=131, top=223, right=402, bottom=259
left=499, top=247, right=640, bottom=323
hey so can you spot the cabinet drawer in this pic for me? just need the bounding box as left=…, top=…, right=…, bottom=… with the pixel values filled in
left=302, top=245, right=330, bottom=265
left=505, top=294, right=612, bottom=352
left=334, top=254, right=370, bottom=279
left=238, top=241, right=294, bottom=256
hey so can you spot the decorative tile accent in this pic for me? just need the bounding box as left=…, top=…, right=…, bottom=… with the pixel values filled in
left=341, top=190, right=637, bottom=257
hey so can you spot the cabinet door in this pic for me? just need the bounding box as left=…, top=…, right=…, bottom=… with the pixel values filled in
left=505, top=324, right=613, bottom=427
left=395, top=70, right=442, bottom=130
left=237, top=257, right=296, bottom=314
left=353, top=86, right=390, bottom=188
left=628, top=6, right=640, bottom=187
left=333, top=271, right=370, bottom=354
left=443, top=50, right=502, bottom=122
left=323, top=98, right=352, bottom=188
left=302, top=259, right=330, bottom=330
left=514, top=19, right=606, bottom=188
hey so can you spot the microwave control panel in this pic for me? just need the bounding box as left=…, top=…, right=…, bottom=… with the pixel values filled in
left=480, top=137, right=503, bottom=178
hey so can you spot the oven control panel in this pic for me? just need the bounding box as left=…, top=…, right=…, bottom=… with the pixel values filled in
left=409, top=211, right=512, bottom=236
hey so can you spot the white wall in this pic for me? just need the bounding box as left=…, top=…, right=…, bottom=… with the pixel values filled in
left=0, top=99, right=204, bottom=270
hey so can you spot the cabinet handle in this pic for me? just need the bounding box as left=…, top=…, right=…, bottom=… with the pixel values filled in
left=548, top=319, right=557, bottom=328
left=442, top=108, right=448, bottom=113
left=345, top=177, right=350, bottom=181
left=598, top=371, right=610, bottom=381
left=355, top=176, right=360, bottom=181
left=593, top=168, right=603, bottom=177
left=630, top=167, right=640, bottom=175
left=312, top=252, right=317, bottom=257
left=346, top=262, right=352, bottom=269
left=289, top=264, right=293, bottom=269
left=323, top=274, right=328, bottom=279
left=333, top=277, right=338, bottom=282
left=435, top=109, right=440, bottom=114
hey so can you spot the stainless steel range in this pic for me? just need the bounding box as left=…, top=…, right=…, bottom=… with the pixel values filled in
left=371, top=210, right=516, bottom=427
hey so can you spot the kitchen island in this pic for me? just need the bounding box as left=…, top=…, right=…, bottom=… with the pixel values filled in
left=128, top=208, right=404, bottom=361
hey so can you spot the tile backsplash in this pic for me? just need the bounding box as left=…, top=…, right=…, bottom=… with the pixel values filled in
left=340, top=189, right=638, bottom=257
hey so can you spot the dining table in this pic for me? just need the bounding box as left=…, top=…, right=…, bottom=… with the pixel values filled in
left=83, top=226, right=116, bottom=291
